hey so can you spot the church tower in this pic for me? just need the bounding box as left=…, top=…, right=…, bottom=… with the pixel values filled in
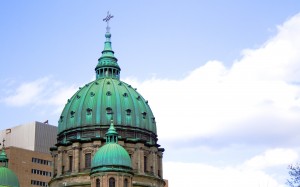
left=50, top=13, right=165, bottom=187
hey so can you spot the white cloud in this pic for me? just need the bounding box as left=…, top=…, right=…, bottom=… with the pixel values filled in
left=2, top=77, right=50, bottom=107
left=164, top=148, right=297, bottom=187
left=164, top=161, right=284, bottom=187
left=124, top=13, right=300, bottom=147
left=1, top=77, right=78, bottom=113
left=243, top=148, right=298, bottom=170
left=2, top=11, right=300, bottom=187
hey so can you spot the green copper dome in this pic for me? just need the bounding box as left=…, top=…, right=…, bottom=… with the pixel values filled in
left=91, top=143, right=132, bottom=172
left=0, top=167, right=20, bottom=187
left=0, top=146, right=19, bottom=187
left=58, top=78, right=156, bottom=133
left=91, top=121, right=132, bottom=174
left=57, top=29, right=157, bottom=144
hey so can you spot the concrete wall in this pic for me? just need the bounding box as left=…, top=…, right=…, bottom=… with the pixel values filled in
left=0, top=121, right=57, bottom=154
left=35, top=121, right=57, bottom=153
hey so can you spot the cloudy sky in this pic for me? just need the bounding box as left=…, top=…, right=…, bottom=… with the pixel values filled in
left=1, top=1, right=300, bottom=186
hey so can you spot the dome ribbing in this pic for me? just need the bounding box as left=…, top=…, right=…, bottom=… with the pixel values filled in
left=58, top=78, right=156, bottom=135
left=57, top=29, right=157, bottom=144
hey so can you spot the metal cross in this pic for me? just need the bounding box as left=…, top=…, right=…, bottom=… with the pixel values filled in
left=103, top=11, right=114, bottom=32
left=103, top=11, right=114, bottom=24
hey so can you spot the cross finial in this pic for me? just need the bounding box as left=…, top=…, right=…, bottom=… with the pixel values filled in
left=103, top=11, right=114, bottom=32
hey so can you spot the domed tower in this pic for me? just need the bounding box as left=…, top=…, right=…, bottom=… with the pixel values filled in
left=91, top=120, right=133, bottom=187
left=50, top=14, right=165, bottom=187
left=0, top=142, right=20, bottom=187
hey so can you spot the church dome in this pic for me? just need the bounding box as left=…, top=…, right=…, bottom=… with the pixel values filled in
left=58, top=78, right=156, bottom=134
left=91, top=143, right=132, bottom=172
left=57, top=27, right=157, bottom=145
left=91, top=121, right=132, bottom=174
left=0, top=167, right=20, bottom=187
left=0, top=147, right=19, bottom=187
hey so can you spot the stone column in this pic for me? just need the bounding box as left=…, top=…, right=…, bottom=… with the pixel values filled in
left=117, top=175, right=121, bottom=187
left=151, top=148, right=157, bottom=175
left=103, top=175, right=108, bottom=187
left=90, top=177, right=95, bottom=187
left=57, top=149, right=62, bottom=176
left=73, top=143, right=80, bottom=173
left=135, top=143, right=143, bottom=174
left=51, top=152, right=55, bottom=176
left=159, top=153, right=163, bottom=178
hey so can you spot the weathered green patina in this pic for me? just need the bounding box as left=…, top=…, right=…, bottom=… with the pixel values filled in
left=91, top=121, right=132, bottom=174
left=0, top=167, right=20, bottom=187
left=58, top=30, right=157, bottom=141
left=0, top=146, right=19, bottom=187
left=0, top=149, right=8, bottom=167
left=95, top=31, right=120, bottom=80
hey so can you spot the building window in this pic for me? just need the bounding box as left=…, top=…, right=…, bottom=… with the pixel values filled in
left=109, top=177, right=115, bottom=187
left=144, top=156, right=147, bottom=172
left=96, top=178, right=100, bottom=187
left=106, top=107, right=113, bottom=114
left=69, top=156, right=73, bottom=171
left=124, top=178, right=128, bottom=187
left=86, top=108, right=93, bottom=115
left=85, top=153, right=91, bottom=168
left=70, top=110, right=75, bottom=118
left=126, top=109, right=131, bottom=115
left=32, top=157, right=52, bottom=166
left=152, top=117, right=155, bottom=123
left=31, top=180, right=48, bottom=186
left=31, top=169, right=51, bottom=177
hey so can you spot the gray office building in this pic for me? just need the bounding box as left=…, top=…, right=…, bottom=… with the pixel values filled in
left=0, top=121, right=57, bottom=154
left=0, top=121, right=57, bottom=186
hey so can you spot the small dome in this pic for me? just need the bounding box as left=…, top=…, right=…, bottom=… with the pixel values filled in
left=91, top=143, right=132, bottom=173
left=0, top=167, right=20, bottom=187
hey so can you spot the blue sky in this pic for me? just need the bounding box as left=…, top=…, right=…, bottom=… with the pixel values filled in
left=1, top=1, right=300, bottom=186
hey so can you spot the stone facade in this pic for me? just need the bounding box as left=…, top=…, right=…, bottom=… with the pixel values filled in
left=50, top=140, right=165, bottom=187
left=90, top=172, right=133, bottom=187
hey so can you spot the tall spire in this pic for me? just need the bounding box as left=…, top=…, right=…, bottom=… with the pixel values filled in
left=95, top=12, right=121, bottom=80
left=0, top=139, right=8, bottom=168
left=105, top=120, right=118, bottom=143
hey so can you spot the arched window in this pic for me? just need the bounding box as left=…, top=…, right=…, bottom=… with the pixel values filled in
left=85, top=153, right=91, bottom=168
left=109, top=177, right=115, bottom=187
left=69, top=156, right=73, bottom=172
left=144, top=156, right=147, bottom=172
left=106, top=107, right=113, bottom=114
left=96, top=178, right=100, bottom=187
left=124, top=178, right=128, bottom=187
